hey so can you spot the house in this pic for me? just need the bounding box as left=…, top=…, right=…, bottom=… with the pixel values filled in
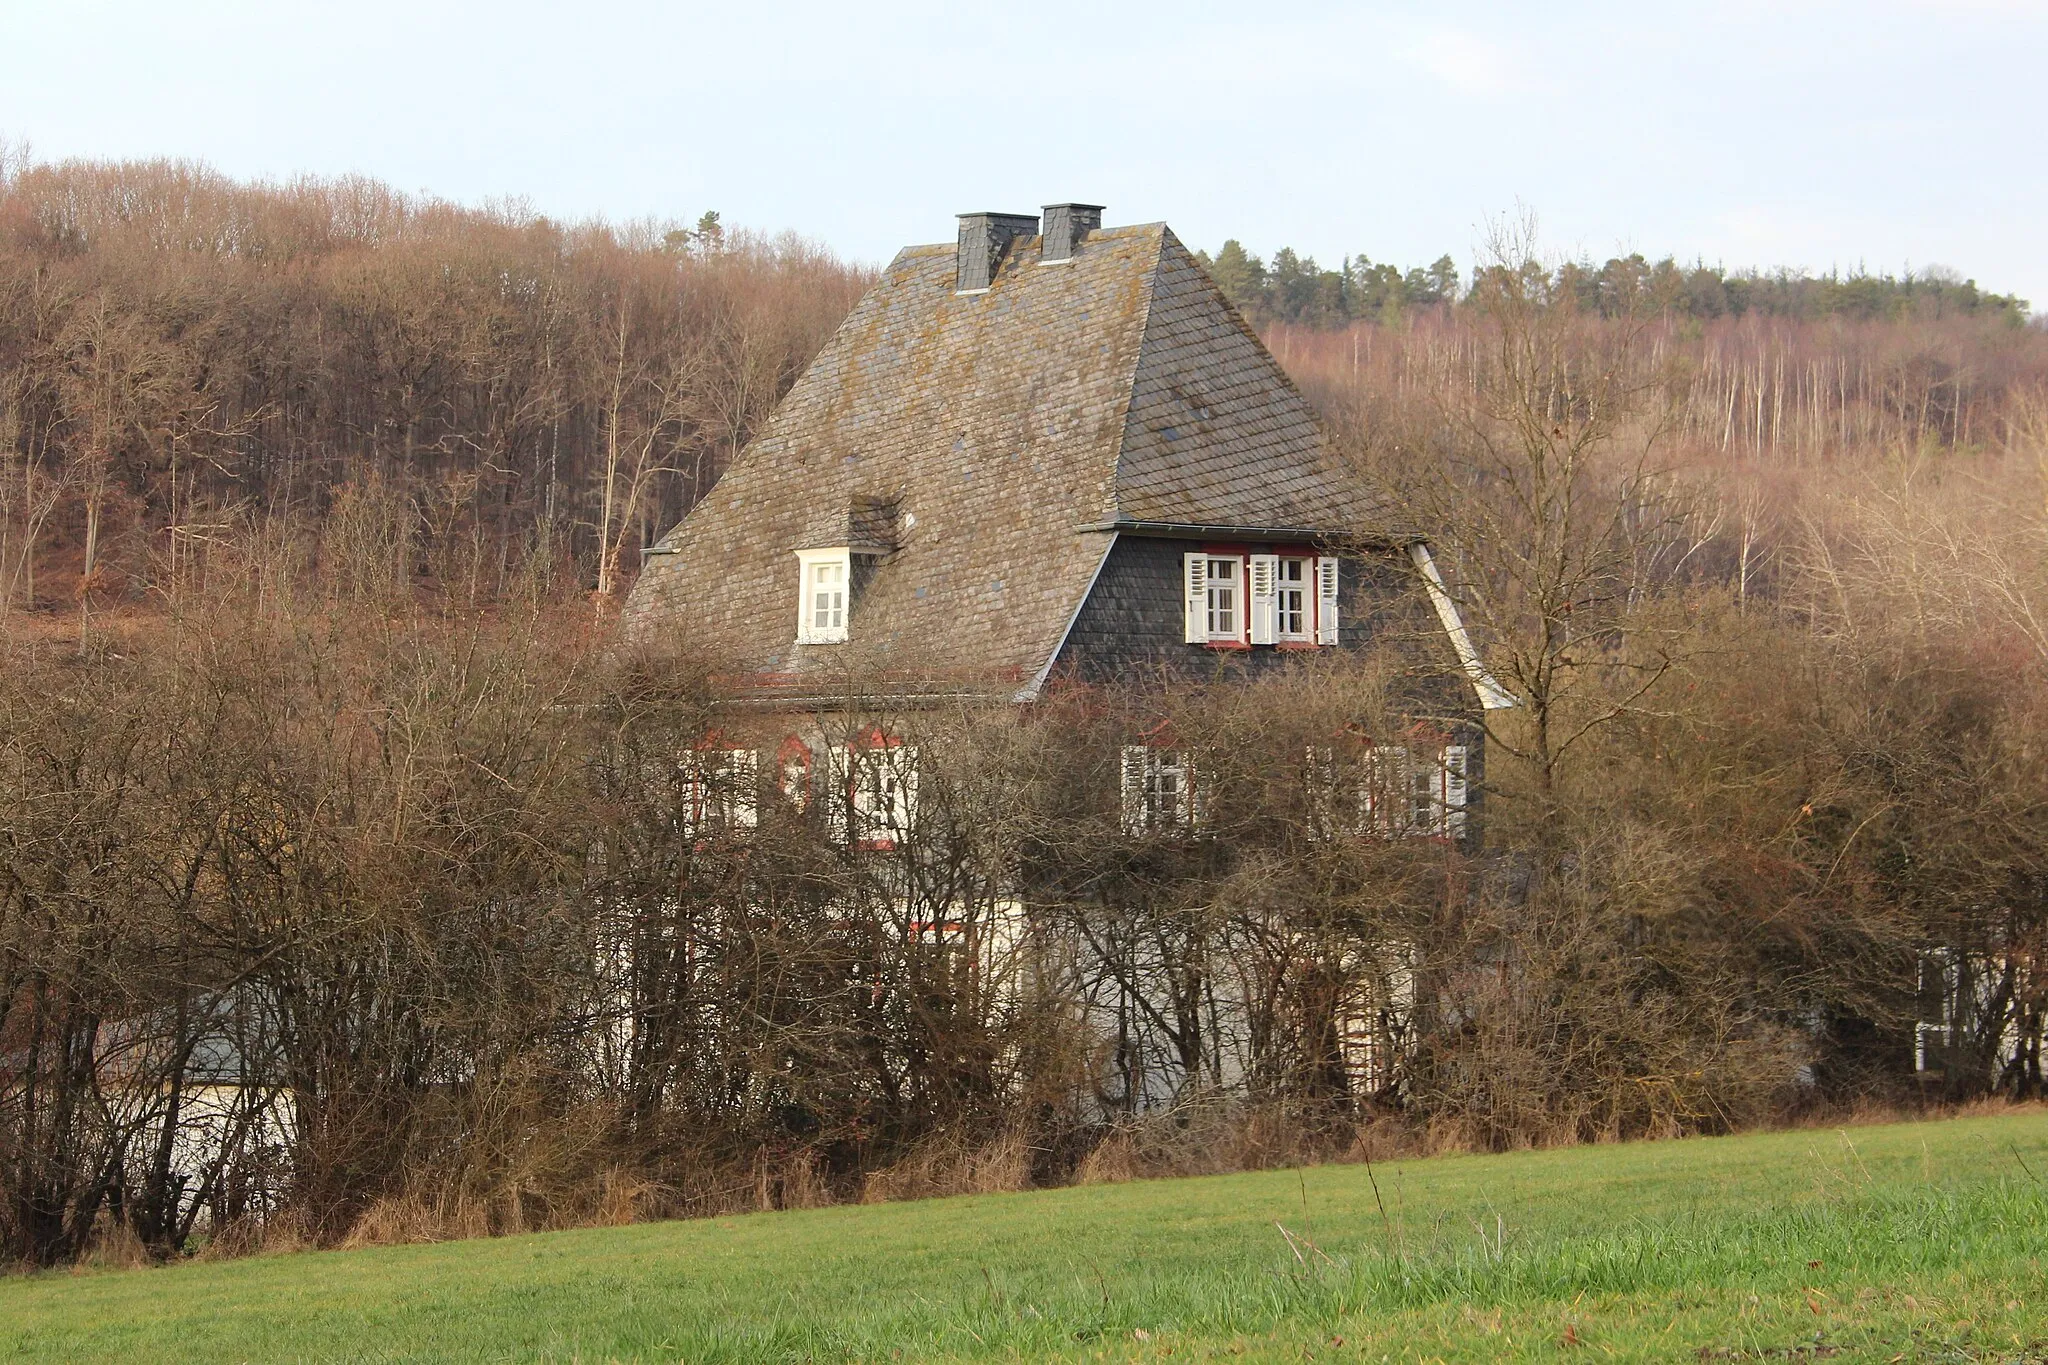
left=623, top=202, right=1505, bottom=765
left=620, top=204, right=1512, bottom=1104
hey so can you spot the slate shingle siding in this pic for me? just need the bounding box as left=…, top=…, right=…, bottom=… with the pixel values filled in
left=1053, top=537, right=1463, bottom=687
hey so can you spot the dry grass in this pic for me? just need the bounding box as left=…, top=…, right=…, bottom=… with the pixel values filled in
left=862, top=1129, right=1032, bottom=1204
left=302, top=1096, right=2048, bottom=1257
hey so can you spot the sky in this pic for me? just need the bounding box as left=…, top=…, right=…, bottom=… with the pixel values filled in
left=4, top=0, right=2043, bottom=309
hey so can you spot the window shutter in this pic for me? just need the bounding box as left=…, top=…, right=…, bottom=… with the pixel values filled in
left=1315, top=557, right=1340, bottom=645
left=728, top=750, right=760, bottom=830
left=824, top=745, right=850, bottom=843
left=679, top=754, right=706, bottom=838
left=1442, top=745, right=1467, bottom=839
left=1184, top=752, right=1209, bottom=830
left=893, top=746, right=920, bottom=845
left=1248, top=554, right=1278, bottom=645
left=1183, top=553, right=1208, bottom=644
left=1120, top=745, right=1150, bottom=834
left=777, top=738, right=813, bottom=813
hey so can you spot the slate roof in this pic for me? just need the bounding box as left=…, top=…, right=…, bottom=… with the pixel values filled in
left=621, top=219, right=1398, bottom=698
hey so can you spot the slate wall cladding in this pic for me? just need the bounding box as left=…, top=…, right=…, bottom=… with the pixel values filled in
left=1055, top=536, right=1455, bottom=684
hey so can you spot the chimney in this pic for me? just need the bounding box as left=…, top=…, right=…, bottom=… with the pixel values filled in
left=955, top=211, right=1039, bottom=292
left=1040, top=203, right=1104, bottom=263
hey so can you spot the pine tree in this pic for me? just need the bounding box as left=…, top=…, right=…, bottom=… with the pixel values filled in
left=1207, top=240, right=1266, bottom=312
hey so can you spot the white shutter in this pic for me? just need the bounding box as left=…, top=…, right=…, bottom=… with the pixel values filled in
left=1183, top=752, right=1208, bottom=830
left=893, top=746, right=919, bottom=845
left=824, top=745, right=850, bottom=843
left=1248, top=554, right=1278, bottom=645
left=728, top=750, right=760, bottom=830
left=1315, top=556, right=1340, bottom=645
left=1183, top=553, right=1208, bottom=643
left=1442, top=745, right=1467, bottom=839
left=1120, top=746, right=1150, bottom=834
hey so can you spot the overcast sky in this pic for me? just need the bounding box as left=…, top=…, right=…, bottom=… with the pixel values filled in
left=4, top=0, right=2042, bottom=309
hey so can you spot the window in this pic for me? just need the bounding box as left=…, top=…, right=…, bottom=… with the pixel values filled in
left=795, top=549, right=850, bottom=644
left=824, top=738, right=919, bottom=849
left=1914, top=948, right=2016, bottom=1078
left=1120, top=746, right=1195, bottom=834
left=1916, top=949, right=1959, bottom=1074
left=811, top=561, right=845, bottom=633
left=681, top=748, right=759, bottom=837
left=1187, top=549, right=1337, bottom=647
left=1360, top=744, right=1409, bottom=835
left=1338, top=950, right=1416, bottom=1095
left=852, top=744, right=918, bottom=850
left=777, top=737, right=813, bottom=811
left=1206, top=558, right=1239, bottom=638
left=1275, top=557, right=1311, bottom=640
left=1352, top=743, right=1468, bottom=839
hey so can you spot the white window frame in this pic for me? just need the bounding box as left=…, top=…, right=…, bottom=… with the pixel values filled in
left=795, top=548, right=851, bottom=644
left=681, top=748, right=759, bottom=837
left=1205, top=556, right=1241, bottom=641
left=1120, top=745, right=1193, bottom=834
left=1183, top=552, right=1245, bottom=645
left=1275, top=555, right=1314, bottom=642
left=826, top=739, right=918, bottom=850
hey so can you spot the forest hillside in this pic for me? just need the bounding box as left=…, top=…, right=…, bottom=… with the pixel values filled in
left=0, top=152, right=869, bottom=613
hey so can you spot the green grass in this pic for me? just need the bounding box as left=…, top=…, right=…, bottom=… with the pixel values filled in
left=4, top=1112, right=2047, bottom=1363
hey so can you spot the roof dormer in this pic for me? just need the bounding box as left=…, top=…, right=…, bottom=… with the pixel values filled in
left=793, top=496, right=902, bottom=645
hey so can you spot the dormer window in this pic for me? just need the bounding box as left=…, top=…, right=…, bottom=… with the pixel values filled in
left=793, top=499, right=898, bottom=646
left=796, top=549, right=850, bottom=644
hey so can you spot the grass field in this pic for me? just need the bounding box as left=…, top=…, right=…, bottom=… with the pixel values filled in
left=2, top=1111, right=2045, bottom=1363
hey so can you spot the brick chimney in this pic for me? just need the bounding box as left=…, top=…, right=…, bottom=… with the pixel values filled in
left=1040, top=203, right=1104, bottom=263
left=956, top=211, right=1039, bottom=293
